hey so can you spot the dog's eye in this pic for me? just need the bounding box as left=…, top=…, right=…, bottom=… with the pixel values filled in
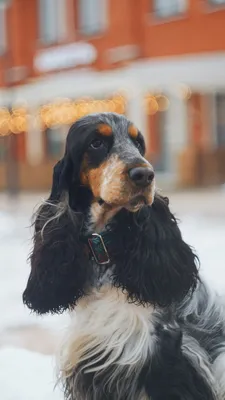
left=90, top=139, right=104, bottom=149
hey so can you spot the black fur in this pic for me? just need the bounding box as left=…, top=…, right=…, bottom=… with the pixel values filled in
left=64, top=320, right=216, bottom=400
left=143, top=328, right=216, bottom=400
left=110, top=195, right=199, bottom=307
left=23, top=155, right=93, bottom=314
left=22, top=113, right=216, bottom=400
left=23, top=113, right=199, bottom=314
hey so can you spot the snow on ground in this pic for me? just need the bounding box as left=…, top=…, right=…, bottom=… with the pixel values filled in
left=0, top=197, right=69, bottom=334
left=0, top=188, right=224, bottom=399
left=0, top=348, right=63, bottom=400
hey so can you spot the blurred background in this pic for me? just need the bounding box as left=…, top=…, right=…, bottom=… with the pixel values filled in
left=0, top=1, right=225, bottom=399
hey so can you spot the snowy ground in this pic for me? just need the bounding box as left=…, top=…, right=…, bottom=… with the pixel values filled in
left=0, top=187, right=225, bottom=399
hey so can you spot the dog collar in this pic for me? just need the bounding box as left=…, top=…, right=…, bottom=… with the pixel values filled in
left=87, top=233, right=111, bottom=265
left=80, top=231, right=112, bottom=266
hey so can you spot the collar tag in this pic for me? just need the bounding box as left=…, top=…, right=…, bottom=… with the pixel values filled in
left=88, top=233, right=110, bottom=265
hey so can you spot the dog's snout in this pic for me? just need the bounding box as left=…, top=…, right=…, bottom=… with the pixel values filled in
left=129, top=167, right=154, bottom=187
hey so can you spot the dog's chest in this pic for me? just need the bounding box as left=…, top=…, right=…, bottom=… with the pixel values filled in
left=60, top=286, right=155, bottom=400
left=92, top=262, right=115, bottom=288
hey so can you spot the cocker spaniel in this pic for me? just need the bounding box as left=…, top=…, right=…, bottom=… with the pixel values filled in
left=23, top=113, right=225, bottom=399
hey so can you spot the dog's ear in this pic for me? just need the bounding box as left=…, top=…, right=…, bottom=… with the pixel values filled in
left=23, top=154, right=92, bottom=314
left=112, top=194, right=199, bottom=307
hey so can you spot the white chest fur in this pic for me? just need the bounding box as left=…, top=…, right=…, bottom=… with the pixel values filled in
left=59, top=286, right=155, bottom=399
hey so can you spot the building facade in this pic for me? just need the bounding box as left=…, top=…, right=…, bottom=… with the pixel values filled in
left=0, top=0, right=225, bottom=190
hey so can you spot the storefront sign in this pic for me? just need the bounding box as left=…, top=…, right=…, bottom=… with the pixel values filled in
left=34, top=42, right=97, bottom=72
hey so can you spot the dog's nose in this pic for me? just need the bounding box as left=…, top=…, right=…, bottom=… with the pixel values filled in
left=129, top=167, right=154, bottom=187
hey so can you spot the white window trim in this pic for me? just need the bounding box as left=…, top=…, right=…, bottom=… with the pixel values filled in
left=57, top=0, right=68, bottom=42
left=153, top=0, right=188, bottom=19
left=0, top=4, right=7, bottom=55
left=78, top=0, right=108, bottom=36
left=39, top=0, right=67, bottom=45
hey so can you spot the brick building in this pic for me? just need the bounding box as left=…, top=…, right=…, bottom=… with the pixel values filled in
left=0, top=0, right=225, bottom=190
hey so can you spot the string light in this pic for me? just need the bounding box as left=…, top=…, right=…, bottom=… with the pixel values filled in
left=0, top=94, right=126, bottom=136
left=179, top=84, right=192, bottom=100
left=156, top=95, right=170, bottom=112
left=0, top=108, right=11, bottom=136
left=145, top=95, right=159, bottom=115
left=144, top=93, right=170, bottom=115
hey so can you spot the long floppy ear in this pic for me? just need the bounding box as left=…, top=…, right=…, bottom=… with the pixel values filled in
left=23, top=155, right=92, bottom=314
left=112, top=194, right=199, bottom=307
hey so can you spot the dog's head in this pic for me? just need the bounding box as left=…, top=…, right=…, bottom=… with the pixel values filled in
left=60, top=113, right=155, bottom=230
left=77, top=114, right=154, bottom=211
left=23, top=113, right=199, bottom=314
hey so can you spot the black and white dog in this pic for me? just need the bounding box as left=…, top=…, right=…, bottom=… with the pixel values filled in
left=23, top=113, right=225, bottom=399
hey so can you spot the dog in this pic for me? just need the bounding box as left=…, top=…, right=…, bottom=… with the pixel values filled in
left=23, top=113, right=225, bottom=399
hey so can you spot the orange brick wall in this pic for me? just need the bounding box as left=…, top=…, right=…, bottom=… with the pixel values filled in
left=145, top=0, right=225, bottom=58
left=0, top=0, right=144, bottom=86
left=187, top=93, right=211, bottom=150
left=0, top=0, right=38, bottom=86
left=1, top=0, right=225, bottom=88
left=73, top=0, right=143, bottom=70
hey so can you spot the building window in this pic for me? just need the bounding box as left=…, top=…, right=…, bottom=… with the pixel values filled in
left=153, top=0, right=187, bottom=18
left=39, top=0, right=67, bottom=44
left=45, top=127, right=66, bottom=158
left=0, top=138, right=6, bottom=161
left=209, top=0, right=225, bottom=5
left=0, top=5, right=6, bottom=55
left=215, top=94, right=225, bottom=147
left=78, top=0, right=108, bottom=35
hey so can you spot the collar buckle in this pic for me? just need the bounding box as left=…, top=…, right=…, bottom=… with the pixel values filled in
left=88, top=233, right=110, bottom=265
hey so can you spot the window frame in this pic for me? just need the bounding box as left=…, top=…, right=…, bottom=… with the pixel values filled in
left=208, top=0, right=225, bottom=6
left=44, top=125, right=66, bottom=160
left=153, top=0, right=188, bottom=19
left=38, top=0, right=67, bottom=46
left=0, top=4, right=7, bottom=56
left=77, top=0, right=108, bottom=37
left=213, top=92, right=225, bottom=148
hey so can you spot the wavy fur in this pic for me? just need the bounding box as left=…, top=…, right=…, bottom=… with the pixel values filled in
left=23, top=113, right=224, bottom=399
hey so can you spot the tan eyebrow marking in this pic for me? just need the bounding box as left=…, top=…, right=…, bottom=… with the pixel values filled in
left=97, top=124, right=113, bottom=136
left=128, top=124, right=138, bottom=139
